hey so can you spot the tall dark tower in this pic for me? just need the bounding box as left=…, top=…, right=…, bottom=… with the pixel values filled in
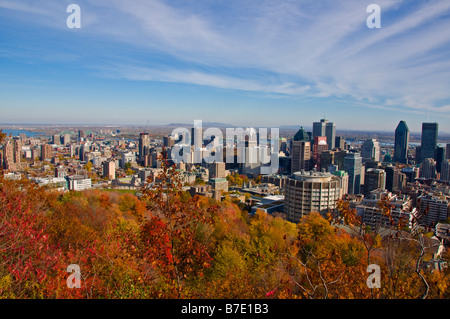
left=394, top=120, right=409, bottom=164
left=139, top=133, right=150, bottom=162
left=291, top=127, right=311, bottom=174
left=420, top=122, right=438, bottom=163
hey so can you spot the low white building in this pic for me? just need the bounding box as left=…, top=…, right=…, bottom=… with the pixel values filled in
left=67, top=175, right=92, bottom=191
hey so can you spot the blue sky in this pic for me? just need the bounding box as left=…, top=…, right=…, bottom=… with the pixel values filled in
left=1, top=0, right=450, bottom=132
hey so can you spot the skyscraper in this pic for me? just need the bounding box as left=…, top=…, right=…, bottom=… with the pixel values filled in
left=441, top=160, right=450, bottom=182
left=384, top=165, right=404, bottom=192
left=361, top=139, right=380, bottom=162
left=312, top=136, right=328, bottom=169
left=335, top=136, right=345, bottom=150
left=291, top=127, right=311, bottom=174
left=139, top=133, right=150, bottom=162
left=293, top=127, right=310, bottom=143
left=52, top=134, right=61, bottom=145
left=325, top=121, right=336, bottom=150
left=103, top=160, right=116, bottom=180
left=364, top=168, right=386, bottom=197
left=420, top=122, right=438, bottom=163
left=446, top=144, right=450, bottom=160
left=312, top=119, right=326, bottom=139
left=334, top=149, right=349, bottom=170
left=320, top=150, right=335, bottom=171
left=62, top=134, right=71, bottom=145
left=312, top=118, right=335, bottom=149
left=79, top=144, right=86, bottom=162
left=41, top=144, right=53, bottom=161
left=78, top=130, right=85, bottom=141
left=394, top=120, right=409, bottom=164
left=419, top=158, right=437, bottom=179
left=191, top=126, right=203, bottom=149
left=209, top=162, right=226, bottom=180
left=291, top=141, right=311, bottom=173
left=2, top=141, right=14, bottom=170
left=344, top=152, right=362, bottom=195
left=436, top=146, right=445, bottom=174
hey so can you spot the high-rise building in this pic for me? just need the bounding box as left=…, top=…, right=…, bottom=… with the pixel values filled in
left=12, top=138, right=21, bottom=166
left=420, top=122, right=438, bottom=163
left=78, top=130, right=85, bottom=141
left=394, top=120, right=409, bottom=164
left=163, top=135, right=176, bottom=148
left=320, top=150, right=335, bottom=170
left=242, top=128, right=260, bottom=175
left=332, top=170, right=349, bottom=197
left=312, top=136, right=328, bottom=169
left=415, top=146, right=422, bottom=164
left=103, top=160, right=116, bottom=180
left=62, top=134, right=71, bottom=145
left=401, top=167, right=419, bottom=183
left=41, top=144, right=53, bottom=161
left=312, top=119, right=335, bottom=149
left=52, top=134, right=61, bottom=145
left=284, top=171, right=342, bottom=223
left=79, top=144, right=86, bottom=162
left=419, top=158, right=437, bottom=179
left=435, top=146, right=445, bottom=174
left=334, top=149, right=349, bottom=170
left=191, top=126, right=203, bottom=148
left=312, top=119, right=326, bottom=139
left=325, top=122, right=336, bottom=150
left=344, top=152, right=362, bottom=195
left=291, top=141, right=311, bottom=173
left=384, top=165, right=401, bottom=192
left=293, top=127, right=310, bottom=143
left=364, top=168, right=386, bottom=197
left=291, top=127, right=311, bottom=174
left=335, top=136, right=345, bottom=150
left=361, top=139, right=380, bottom=162
left=139, top=133, right=150, bottom=162
left=441, top=160, right=450, bottom=182
left=209, top=162, right=226, bottom=180
left=446, top=144, right=450, bottom=160
left=2, top=141, right=14, bottom=170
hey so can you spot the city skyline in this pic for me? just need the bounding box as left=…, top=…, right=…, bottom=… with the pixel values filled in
left=1, top=1, right=450, bottom=131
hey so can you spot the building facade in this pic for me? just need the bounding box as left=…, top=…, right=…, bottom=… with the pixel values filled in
left=344, top=152, right=362, bottom=195
left=364, top=168, right=386, bottom=196
left=291, top=140, right=311, bottom=174
left=394, top=120, right=409, bottom=164
left=361, top=139, right=380, bottom=163
left=420, top=122, right=438, bottom=163
left=420, top=158, right=437, bottom=179
left=284, top=171, right=342, bottom=223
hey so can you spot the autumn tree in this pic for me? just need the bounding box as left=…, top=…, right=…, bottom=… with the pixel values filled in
left=139, top=150, right=217, bottom=297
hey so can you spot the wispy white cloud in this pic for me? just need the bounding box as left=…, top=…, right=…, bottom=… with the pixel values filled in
left=2, top=0, right=450, bottom=118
